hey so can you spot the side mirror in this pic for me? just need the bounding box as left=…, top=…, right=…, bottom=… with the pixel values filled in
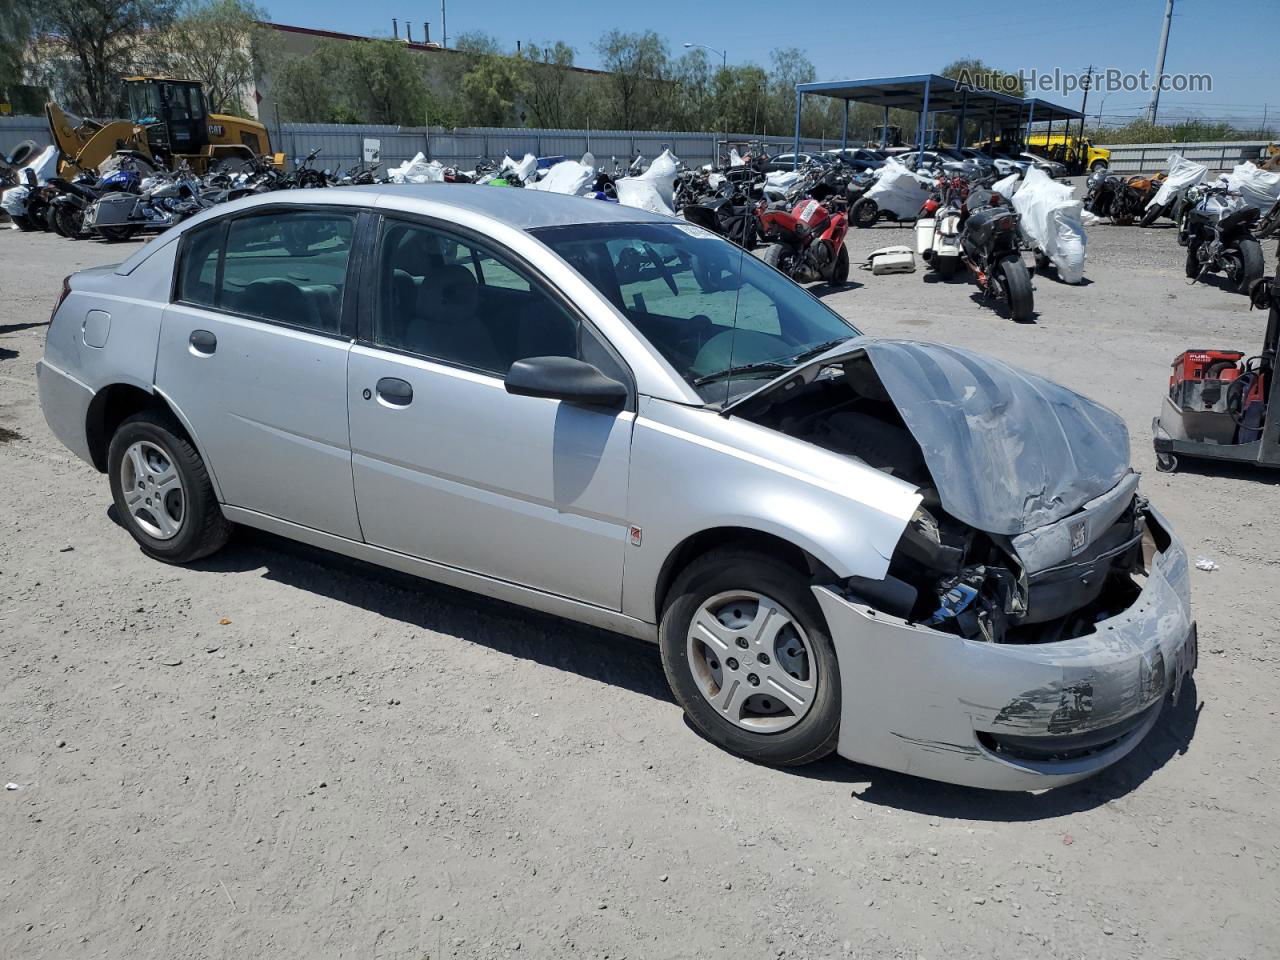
left=504, top=356, right=627, bottom=409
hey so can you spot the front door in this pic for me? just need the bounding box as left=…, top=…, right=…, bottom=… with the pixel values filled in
left=346, top=216, right=633, bottom=609
left=157, top=208, right=362, bottom=539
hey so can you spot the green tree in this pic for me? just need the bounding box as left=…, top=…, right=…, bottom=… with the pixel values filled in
left=36, top=0, right=181, bottom=115
left=521, top=40, right=575, bottom=128
left=0, top=2, right=35, bottom=106
left=460, top=52, right=527, bottom=126
left=595, top=30, right=668, bottom=129
left=159, top=0, right=262, bottom=116
left=940, top=58, right=1024, bottom=97
left=765, top=48, right=816, bottom=137
left=274, top=38, right=433, bottom=125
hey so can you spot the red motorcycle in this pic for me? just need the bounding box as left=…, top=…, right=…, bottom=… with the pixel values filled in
left=756, top=194, right=851, bottom=285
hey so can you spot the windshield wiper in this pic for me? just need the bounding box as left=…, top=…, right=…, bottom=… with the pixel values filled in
left=788, top=337, right=853, bottom=364
left=693, top=361, right=794, bottom=386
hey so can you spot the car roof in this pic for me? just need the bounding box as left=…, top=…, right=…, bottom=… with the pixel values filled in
left=116, top=183, right=673, bottom=275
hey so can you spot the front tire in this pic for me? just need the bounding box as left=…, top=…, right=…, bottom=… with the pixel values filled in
left=659, top=549, right=841, bottom=767
left=1090, top=159, right=1108, bottom=173
left=107, top=410, right=231, bottom=564
left=762, top=242, right=791, bottom=276
left=1185, top=243, right=1201, bottom=280
left=851, top=198, right=879, bottom=228
left=55, top=205, right=83, bottom=239
left=828, top=244, right=850, bottom=284
left=1139, top=203, right=1163, bottom=227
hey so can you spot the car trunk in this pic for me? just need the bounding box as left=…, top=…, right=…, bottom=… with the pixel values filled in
left=725, top=337, right=1146, bottom=645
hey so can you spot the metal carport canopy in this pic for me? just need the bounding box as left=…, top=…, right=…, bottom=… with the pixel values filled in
left=789, top=74, right=1084, bottom=163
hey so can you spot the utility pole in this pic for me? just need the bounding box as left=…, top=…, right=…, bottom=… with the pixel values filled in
left=440, top=0, right=448, bottom=48
left=1147, top=0, right=1175, bottom=124
left=1079, top=65, right=1094, bottom=146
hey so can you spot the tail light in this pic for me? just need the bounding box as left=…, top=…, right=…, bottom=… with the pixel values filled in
left=50, top=274, right=72, bottom=325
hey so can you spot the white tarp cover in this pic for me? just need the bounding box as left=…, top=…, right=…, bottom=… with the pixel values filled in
left=2, top=146, right=60, bottom=220
left=495, top=153, right=538, bottom=183
left=616, top=148, right=680, bottom=216
left=1149, top=153, right=1207, bottom=209
left=1, top=185, right=30, bottom=218
left=863, top=159, right=932, bottom=219
left=527, top=160, right=595, bottom=196
left=387, top=152, right=445, bottom=184
left=1012, top=167, right=1087, bottom=284
left=991, top=173, right=1022, bottom=199
left=1226, top=161, right=1280, bottom=213
left=764, top=169, right=804, bottom=194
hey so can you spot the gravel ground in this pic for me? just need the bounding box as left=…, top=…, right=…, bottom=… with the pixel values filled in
left=2, top=194, right=1279, bottom=960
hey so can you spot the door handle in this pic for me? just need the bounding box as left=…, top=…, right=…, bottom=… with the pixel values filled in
left=375, top=377, right=413, bottom=407
left=188, top=329, right=217, bottom=356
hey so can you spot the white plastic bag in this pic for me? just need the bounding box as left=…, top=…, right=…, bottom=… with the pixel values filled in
left=527, top=160, right=595, bottom=196
left=1012, top=167, right=1087, bottom=284
left=1149, top=153, right=1207, bottom=209
left=387, top=152, right=444, bottom=184
left=617, top=148, right=680, bottom=216
left=1226, top=161, right=1280, bottom=213
left=863, top=159, right=933, bottom=219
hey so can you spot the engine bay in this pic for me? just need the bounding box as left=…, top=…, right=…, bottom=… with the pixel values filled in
left=742, top=357, right=1147, bottom=644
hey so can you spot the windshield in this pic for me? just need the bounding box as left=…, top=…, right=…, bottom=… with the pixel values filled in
left=127, top=83, right=162, bottom=125
left=531, top=222, right=860, bottom=404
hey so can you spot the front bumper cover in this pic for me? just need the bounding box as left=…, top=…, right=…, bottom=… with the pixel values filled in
left=814, top=504, right=1194, bottom=791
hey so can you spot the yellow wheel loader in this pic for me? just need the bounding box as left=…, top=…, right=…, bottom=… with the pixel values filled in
left=46, top=77, right=275, bottom=177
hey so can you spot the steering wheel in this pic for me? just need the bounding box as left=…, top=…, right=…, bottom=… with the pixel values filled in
left=642, top=243, right=679, bottom=296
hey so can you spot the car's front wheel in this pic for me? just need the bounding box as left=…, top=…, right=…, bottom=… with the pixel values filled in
left=660, top=549, right=841, bottom=766
left=107, top=410, right=231, bottom=563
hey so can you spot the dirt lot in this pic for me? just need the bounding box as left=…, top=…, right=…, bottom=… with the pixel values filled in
left=2, top=203, right=1279, bottom=960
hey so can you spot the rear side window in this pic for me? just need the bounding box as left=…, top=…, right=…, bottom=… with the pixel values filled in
left=175, top=210, right=357, bottom=335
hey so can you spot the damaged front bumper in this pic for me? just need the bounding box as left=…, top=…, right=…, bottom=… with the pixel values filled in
left=814, top=504, right=1195, bottom=791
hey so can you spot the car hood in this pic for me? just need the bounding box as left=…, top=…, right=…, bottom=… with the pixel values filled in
left=724, top=337, right=1131, bottom=536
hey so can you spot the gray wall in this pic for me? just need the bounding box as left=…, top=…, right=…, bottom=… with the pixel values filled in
left=1097, top=141, right=1272, bottom=174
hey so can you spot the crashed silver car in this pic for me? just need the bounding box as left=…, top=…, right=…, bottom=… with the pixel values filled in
left=36, top=186, right=1196, bottom=790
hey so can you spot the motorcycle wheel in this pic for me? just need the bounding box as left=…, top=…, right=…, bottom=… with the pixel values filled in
left=11, top=214, right=35, bottom=231
left=1139, top=204, right=1163, bottom=227
left=828, top=246, right=850, bottom=284
left=1184, top=243, right=1201, bottom=280
left=1234, top=239, right=1265, bottom=294
left=935, top=256, right=959, bottom=280
left=98, top=225, right=139, bottom=243
left=999, top=256, right=1034, bottom=322
left=851, top=199, right=878, bottom=228
left=56, top=206, right=84, bottom=239
left=762, top=243, right=795, bottom=278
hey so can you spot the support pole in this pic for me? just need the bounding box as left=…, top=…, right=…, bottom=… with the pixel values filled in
left=957, top=89, right=968, bottom=148
left=841, top=99, right=849, bottom=151
left=918, top=76, right=931, bottom=162
left=1147, top=0, right=1175, bottom=124
left=792, top=89, right=802, bottom=169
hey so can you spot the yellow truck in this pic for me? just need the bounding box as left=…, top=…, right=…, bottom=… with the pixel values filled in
left=1024, top=132, right=1110, bottom=174
left=46, top=76, right=274, bottom=177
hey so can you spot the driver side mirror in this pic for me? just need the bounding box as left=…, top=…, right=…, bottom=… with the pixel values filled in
left=504, top=356, right=627, bottom=409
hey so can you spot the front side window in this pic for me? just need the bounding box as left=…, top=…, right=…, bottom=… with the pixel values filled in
left=374, top=219, right=588, bottom=376
left=532, top=222, right=859, bottom=404
left=175, top=210, right=356, bottom=335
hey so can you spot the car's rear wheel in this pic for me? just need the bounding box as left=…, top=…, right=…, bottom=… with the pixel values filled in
left=660, top=549, right=841, bottom=766
left=107, top=410, right=230, bottom=564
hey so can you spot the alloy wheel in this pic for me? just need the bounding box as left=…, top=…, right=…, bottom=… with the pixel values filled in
left=120, top=440, right=186, bottom=540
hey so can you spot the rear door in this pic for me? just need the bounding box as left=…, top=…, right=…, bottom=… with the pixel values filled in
left=345, top=215, right=634, bottom=609
left=157, top=207, right=365, bottom=539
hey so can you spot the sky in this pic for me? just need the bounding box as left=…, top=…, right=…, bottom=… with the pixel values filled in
left=256, top=0, right=1278, bottom=128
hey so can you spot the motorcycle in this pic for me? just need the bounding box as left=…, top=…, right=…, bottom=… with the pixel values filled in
left=48, top=166, right=143, bottom=239
left=87, top=165, right=222, bottom=241
left=1086, top=171, right=1166, bottom=225
left=915, top=173, right=970, bottom=279
left=682, top=178, right=759, bottom=250
left=755, top=189, right=851, bottom=285
left=1179, top=184, right=1265, bottom=293
left=850, top=160, right=934, bottom=228
left=958, top=200, right=1035, bottom=321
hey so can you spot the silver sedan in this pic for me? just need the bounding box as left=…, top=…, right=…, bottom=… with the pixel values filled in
left=37, top=185, right=1196, bottom=790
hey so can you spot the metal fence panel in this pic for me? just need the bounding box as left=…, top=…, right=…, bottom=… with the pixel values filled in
left=0, top=116, right=53, bottom=154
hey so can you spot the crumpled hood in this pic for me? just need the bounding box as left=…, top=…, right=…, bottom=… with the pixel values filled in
left=728, top=337, right=1131, bottom=536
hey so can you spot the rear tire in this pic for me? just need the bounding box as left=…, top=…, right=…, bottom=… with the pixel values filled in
left=54, top=205, right=83, bottom=239
left=107, top=410, right=231, bottom=564
left=659, top=548, right=841, bottom=767
left=1139, top=203, right=1163, bottom=227
left=762, top=243, right=789, bottom=275
left=97, top=225, right=138, bottom=242
left=12, top=214, right=35, bottom=231
left=1234, top=238, right=1265, bottom=294
left=1000, top=255, right=1034, bottom=321
left=828, top=245, right=850, bottom=284
left=1185, top=243, right=1201, bottom=280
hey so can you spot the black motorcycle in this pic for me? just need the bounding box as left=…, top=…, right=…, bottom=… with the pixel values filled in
left=681, top=179, right=759, bottom=250
left=959, top=202, right=1034, bottom=321
left=1180, top=185, right=1265, bottom=294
